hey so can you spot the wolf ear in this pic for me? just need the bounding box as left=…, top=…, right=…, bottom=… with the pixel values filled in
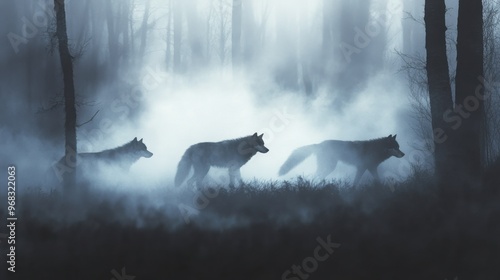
left=388, top=134, right=392, bottom=138
left=258, top=133, right=263, bottom=139
left=393, top=134, right=397, bottom=139
left=139, top=138, right=143, bottom=143
left=133, top=137, right=138, bottom=142
left=253, top=132, right=258, bottom=137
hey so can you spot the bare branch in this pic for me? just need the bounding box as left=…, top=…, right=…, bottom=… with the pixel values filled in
left=76, top=110, right=100, bottom=128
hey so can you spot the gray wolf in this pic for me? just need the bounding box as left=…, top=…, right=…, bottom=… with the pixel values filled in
left=174, top=133, right=269, bottom=187
left=278, top=134, right=404, bottom=185
left=52, top=137, right=153, bottom=182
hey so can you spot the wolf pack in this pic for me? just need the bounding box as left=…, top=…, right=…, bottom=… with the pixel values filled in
left=54, top=132, right=405, bottom=187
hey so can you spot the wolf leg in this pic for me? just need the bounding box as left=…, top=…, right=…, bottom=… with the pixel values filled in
left=353, top=168, right=366, bottom=186
left=187, top=162, right=210, bottom=188
left=368, top=167, right=381, bottom=183
left=228, top=167, right=242, bottom=188
left=315, top=154, right=337, bottom=179
left=315, top=163, right=337, bottom=180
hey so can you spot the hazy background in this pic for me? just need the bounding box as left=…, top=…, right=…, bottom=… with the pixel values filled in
left=2, top=2, right=500, bottom=278
left=0, top=0, right=469, bottom=190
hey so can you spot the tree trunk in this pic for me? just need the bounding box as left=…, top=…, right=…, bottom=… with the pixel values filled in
left=186, top=0, right=205, bottom=72
left=54, top=0, right=77, bottom=189
left=106, top=0, right=119, bottom=75
left=274, top=0, right=298, bottom=91
left=242, top=1, right=256, bottom=65
left=322, top=0, right=332, bottom=57
left=454, top=0, right=484, bottom=184
left=139, top=0, right=151, bottom=59
left=166, top=0, right=172, bottom=70
left=299, top=6, right=312, bottom=96
left=335, top=0, right=372, bottom=105
left=232, top=0, right=242, bottom=72
left=218, top=0, right=227, bottom=67
left=173, top=0, right=182, bottom=73
left=424, top=0, right=454, bottom=187
left=121, top=0, right=131, bottom=65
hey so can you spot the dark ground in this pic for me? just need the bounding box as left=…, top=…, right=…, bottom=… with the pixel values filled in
left=1, top=167, right=500, bottom=280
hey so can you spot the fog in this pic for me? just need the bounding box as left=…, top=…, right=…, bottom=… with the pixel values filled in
left=3, top=1, right=500, bottom=278
left=0, top=0, right=424, bottom=193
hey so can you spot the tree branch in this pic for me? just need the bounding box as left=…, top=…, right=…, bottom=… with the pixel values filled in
left=76, top=110, right=99, bottom=127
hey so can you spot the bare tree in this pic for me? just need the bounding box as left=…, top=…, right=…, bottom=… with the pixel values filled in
left=139, top=0, right=151, bottom=59
left=274, top=0, right=299, bottom=90
left=454, top=0, right=484, bottom=183
left=242, top=0, right=257, bottom=66
left=483, top=0, right=500, bottom=165
left=166, top=0, right=173, bottom=70
left=105, top=0, right=119, bottom=71
left=186, top=0, right=206, bottom=71
left=321, top=0, right=334, bottom=83
left=208, top=0, right=231, bottom=68
left=121, top=0, right=132, bottom=65
left=424, top=0, right=454, bottom=186
left=231, top=0, right=241, bottom=71
left=173, top=0, right=183, bottom=73
left=423, top=0, right=486, bottom=192
left=54, top=0, right=77, bottom=189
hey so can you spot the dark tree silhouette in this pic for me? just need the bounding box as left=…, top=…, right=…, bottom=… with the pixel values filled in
left=424, top=0, right=485, bottom=193
left=454, top=0, right=484, bottom=183
left=54, top=0, right=77, bottom=189
left=424, top=0, right=454, bottom=186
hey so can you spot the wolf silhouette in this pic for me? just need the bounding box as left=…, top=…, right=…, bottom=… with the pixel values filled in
left=52, top=137, right=153, bottom=182
left=174, top=133, right=269, bottom=187
left=279, top=134, right=404, bottom=185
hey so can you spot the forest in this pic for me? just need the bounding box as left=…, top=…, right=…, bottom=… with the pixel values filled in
left=1, top=0, right=499, bottom=279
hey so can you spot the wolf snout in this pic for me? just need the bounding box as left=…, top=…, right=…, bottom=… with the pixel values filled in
left=143, top=151, right=153, bottom=158
left=257, top=145, right=269, bottom=153
left=389, top=148, right=404, bottom=158
left=397, top=150, right=405, bottom=158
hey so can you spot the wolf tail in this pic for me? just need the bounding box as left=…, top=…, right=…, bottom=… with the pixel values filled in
left=174, top=148, right=192, bottom=187
left=278, top=144, right=317, bottom=176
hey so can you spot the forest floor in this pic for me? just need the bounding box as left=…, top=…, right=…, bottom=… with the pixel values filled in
left=1, top=168, right=500, bottom=280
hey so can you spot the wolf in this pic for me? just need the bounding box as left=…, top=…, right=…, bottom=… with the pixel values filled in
left=279, top=134, right=404, bottom=185
left=174, top=133, right=269, bottom=187
left=52, top=137, right=153, bottom=182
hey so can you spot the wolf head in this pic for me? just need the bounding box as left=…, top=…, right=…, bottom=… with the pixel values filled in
left=249, top=132, right=269, bottom=153
left=385, top=134, right=404, bottom=158
left=132, top=137, right=153, bottom=158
